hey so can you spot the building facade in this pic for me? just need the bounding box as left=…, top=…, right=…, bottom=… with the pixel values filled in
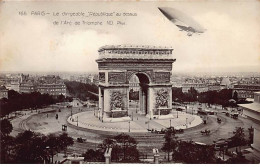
left=233, top=84, right=260, bottom=99
left=0, top=86, right=8, bottom=99
left=20, top=81, right=36, bottom=93
left=182, top=83, right=208, bottom=93
left=238, top=92, right=260, bottom=162
left=37, top=83, right=66, bottom=96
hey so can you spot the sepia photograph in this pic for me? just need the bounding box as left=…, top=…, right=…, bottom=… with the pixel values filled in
left=0, top=0, right=260, bottom=164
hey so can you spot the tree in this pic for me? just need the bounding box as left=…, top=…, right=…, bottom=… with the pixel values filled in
left=113, top=133, right=139, bottom=162
left=173, top=141, right=216, bottom=163
left=227, top=152, right=249, bottom=164
left=57, top=133, right=74, bottom=156
left=83, top=149, right=105, bottom=162
left=172, top=87, right=185, bottom=102
left=46, top=134, right=61, bottom=163
left=230, top=127, right=247, bottom=151
left=0, top=133, right=15, bottom=163
left=64, top=81, right=98, bottom=101
left=248, top=126, right=254, bottom=145
left=233, top=91, right=238, bottom=102
left=161, top=127, right=178, bottom=161
left=0, top=119, right=13, bottom=136
left=1, top=130, right=74, bottom=164
left=99, top=137, right=116, bottom=149
left=14, top=131, right=47, bottom=163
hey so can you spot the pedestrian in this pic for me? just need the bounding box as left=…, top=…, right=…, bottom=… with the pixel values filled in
left=47, top=114, right=48, bottom=118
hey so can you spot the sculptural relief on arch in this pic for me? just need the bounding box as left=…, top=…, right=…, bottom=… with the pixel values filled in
left=96, top=45, right=176, bottom=122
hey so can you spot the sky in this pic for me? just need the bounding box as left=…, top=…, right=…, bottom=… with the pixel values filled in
left=0, top=0, right=260, bottom=73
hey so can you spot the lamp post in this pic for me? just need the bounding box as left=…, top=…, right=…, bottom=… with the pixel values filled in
left=71, top=107, right=72, bottom=117
left=77, top=116, right=78, bottom=126
left=177, top=110, right=178, bottom=118
left=186, top=118, right=188, bottom=128
left=128, top=121, right=131, bottom=132
left=170, top=119, right=172, bottom=127
left=45, top=146, right=50, bottom=164
left=136, top=100, right=138, bottom=114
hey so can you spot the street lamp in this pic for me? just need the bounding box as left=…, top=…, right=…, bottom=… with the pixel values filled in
left=177, top=110, right=178, bottom=118
left=77, top=116, right=78, bottom=126
left=170, top=119, right=172, bottom=127
left=136, top=100, right=138, bottom=114
left=71, top=107, right=72, bottom=117
left=128, top=121, right=131, bottom=132
left=186, top=118, right=188, bottom=128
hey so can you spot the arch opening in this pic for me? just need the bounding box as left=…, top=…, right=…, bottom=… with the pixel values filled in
left=129, top=73, right=150, bottom=117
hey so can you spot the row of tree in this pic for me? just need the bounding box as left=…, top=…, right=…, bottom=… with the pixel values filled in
left=0, top=90, right=72, bottom=118
left=83, top=133, right=139, bottom=163
left=0, top=119, right=74, bottom=164
left=161, top=126, right=251, bottom=164
left=64, top=81, right=98, bottom=101
left=172, top=87, right=245, bottom=107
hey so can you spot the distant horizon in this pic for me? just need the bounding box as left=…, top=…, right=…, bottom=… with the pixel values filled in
left=1, top=69, right=259, bottom=76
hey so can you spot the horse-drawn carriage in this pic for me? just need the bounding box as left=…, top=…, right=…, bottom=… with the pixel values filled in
left=217, top=118, right=222, bottom=123
left=201, top=129, right=210, bottom=135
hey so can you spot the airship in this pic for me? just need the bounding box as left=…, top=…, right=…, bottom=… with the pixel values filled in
left=158, top=7, right=206, bottom=36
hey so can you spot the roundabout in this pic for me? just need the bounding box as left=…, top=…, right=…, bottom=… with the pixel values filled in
left=67, top=109, right=203, bottom=134
left=10, top=102, right=258, bottom=157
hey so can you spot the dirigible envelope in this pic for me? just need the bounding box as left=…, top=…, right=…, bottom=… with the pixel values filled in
left=158, top=7, right=206, bottom=34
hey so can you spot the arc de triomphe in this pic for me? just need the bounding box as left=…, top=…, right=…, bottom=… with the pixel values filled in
left=96, top=45, right=176, bottom=122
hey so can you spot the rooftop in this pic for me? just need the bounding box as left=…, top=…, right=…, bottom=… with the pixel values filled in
left=239, top=103, right=260, bottom=113
left=98, top=45, right=173, bottom=52
left=97, top=45, right=175, bottom=61
left=0, top=86, right=7, bottom=91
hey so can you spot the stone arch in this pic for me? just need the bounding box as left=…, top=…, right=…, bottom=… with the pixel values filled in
left=128, top=71, right=151, bottom=84
left=96, top=45, right=175, bottom=122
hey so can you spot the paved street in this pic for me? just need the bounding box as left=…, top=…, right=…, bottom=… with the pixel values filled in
left=10, top=102, right=258, bottom=157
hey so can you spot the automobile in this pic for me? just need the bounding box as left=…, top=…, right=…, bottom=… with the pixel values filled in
left=217, top=118, right=222, bottom=123
left=67, top=105, right=72, bottom=108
